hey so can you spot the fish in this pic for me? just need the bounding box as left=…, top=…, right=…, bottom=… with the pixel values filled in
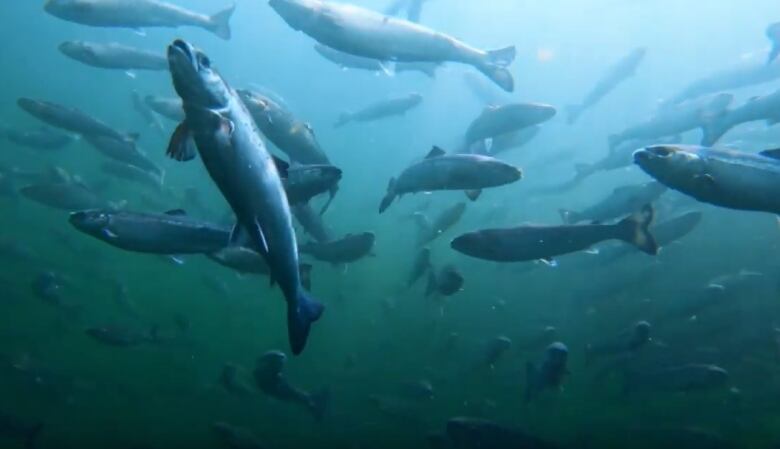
left=609, top=93, right=733, bottom=149
left=0, top=412, right=43, bottom=449
left=415, top=202, right=467, bottom=246
left=671, top=59, right=780, bottom=104
left=253, top=351, right=330, bottom=420
left=701, top=88, right=780, bottom=145
left=445, top=417, right=562, bottom=449
left=17, top=98, right=138, bottom=143
left=44, top=0, right=236, bottom=40
left=559, top=181, right=667, bottom=224
left=625, top=364, right=729, bottom=394
left=379, top=146, right=523, bottom=213
left=452, top=205, right=658, bottom=263
left=69, top=209, right=230, bottom=255
left=166, top=39, right=322, bottom=355
left=269, top=0, right=515, bottom=91
left=313, top=43, right=392, bottom=74
left=566, top=47, right=646, bottom=124
left=100, top=161, right=163, bottom=192
left=86, top=324, right=157, bottom=347
left=335, top=93, right=423, bottom=128
left=1, top=126, right=74, bottom=151
left=84, top=135, right=163, bottom=177
left=634, top=145, right=780, bottom=215
left=131, top=90, right=165, bottom=137
left=292, top=203, right=331, bottom=243
left=212, top=422, right=267, bottom=449
left=585, top=321, right=652, bottom=365
left=768, top=22, right=780, bottom=65
left=482, top=336, right=512, bottom=367
left=525, top=342, right=569, bottom=402
left=219, top=363, right=255, bottom=397
left=425, top=265, right=464, bottom=297
left=58, top=41, right=168, bottom=72
left=283, top=164, right=342, bottom=207
left=597, top=211, right=703, bottom=263
left=464, top=103, right=556, bottom=147
left=397, top=379, right=434, bottom=401
left=406, top=247, right=432, bottom=288
left=21, top=182, right=108, bottom=211
left=144, top=95, right=185, bottom=122
left=208, top=246, right=270, bottom=276
left=300, top=232, right=375, bottom=264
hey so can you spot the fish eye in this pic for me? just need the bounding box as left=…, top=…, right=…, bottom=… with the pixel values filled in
left=198, top=53, right=211, bottom=69
left=650, top=147, right=673, bottom=157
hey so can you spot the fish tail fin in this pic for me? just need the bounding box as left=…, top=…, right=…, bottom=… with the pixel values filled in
left=309, top=387, right=331, bottom=421
left=700, top=116, right=730, bottom=146
left=574, top=163, right=594, bottom=180
left=208, top=3, right=236, bottom=40
left=419, top=64, right=437, bottom=79
left=476, top=64, right=514, bottom=93
left=485, top=46, right=516, bottom=67
left=565, top=104, right=583, bottom=125
left=524, top=362, right=537, bottom=403
left=558, top=209, right=578, bottom=224
left=334, top=113, right=351, bottom=128
left=25, top=422, right=43, bottom=449
left=616, top=204, right=658, bottom=255
left=379, top=177, right=397, bottom=213
left=287, top=290, right=324, bottom=355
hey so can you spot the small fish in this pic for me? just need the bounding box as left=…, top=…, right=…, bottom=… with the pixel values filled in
left=17, top=98, right=137, bottom=143
left=1, top=126, right=74, bottom=151
left=335, top=93, right=423, bottom=127
left=425, top=265, right=464, bottom=297
left=525, top=342, right=569, bottom=402
left=482, top=336, right=512, bottom=367
left=253, top=351, right=329, bottom=421
left=465, top=103, right=556, bottom=147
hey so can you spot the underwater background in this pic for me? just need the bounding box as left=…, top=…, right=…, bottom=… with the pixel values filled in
left=2, top=0, right=780, bottom=448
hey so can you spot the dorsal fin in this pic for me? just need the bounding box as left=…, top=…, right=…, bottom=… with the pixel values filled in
left=165, top=209, right=187, bottom=216
left=425, top=146, right=446, bottom=159
left=760, top=148, right=780, bottom=160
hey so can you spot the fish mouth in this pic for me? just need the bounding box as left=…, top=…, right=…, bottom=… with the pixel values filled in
left=168, top=39, right=197, bottom=71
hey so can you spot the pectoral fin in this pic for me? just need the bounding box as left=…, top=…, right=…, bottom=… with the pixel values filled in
left=166, top=123, right=197, bottom=162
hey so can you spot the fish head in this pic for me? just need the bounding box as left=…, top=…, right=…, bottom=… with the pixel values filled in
left=257, top=350, right=287, bottom=374
left=58, top=40, right=96, bottom=64
left=634, top=145, right=707, bottom=188
left=237, top=89, right=274, bottom=118
left=477, top=157, right=523, bottom=184
left=269, top=0, right=321, bottom=31
left=167, top=40, right=230, bottom=112
left=544, top=342, right=569, bottom=366
left=68, top=210, right=110, bottom=236
left=16, top=98, right=48, bottom=117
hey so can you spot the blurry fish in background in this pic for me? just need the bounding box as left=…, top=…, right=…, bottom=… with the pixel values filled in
left=384, top=0, right=430, bottom=23
left=425, top=265, right=464, bottom=298
left=585, top=321, right=652, bottom=365
left=253, top=351, right=330, bottom=421
left=463, top=103, right=556, bottom=150
left=558, top=181, right=666, bottom=225
left=414, top=202, right=466, bottom=247
left=131, top=90, right=165, bottom=137
left=58, top=41, right=168, bottom=76
left=0, top=125, right=75, bottom=152
left=143, top=95, right=185, bottom=122
left=566, top=47, right=646, bottom=124
left=44, top=0, right=236, bottom=40
left=525, top=342, right=569, bottom=402
left=334, top=93, right=423, bottom=128
left=17, top=98, right=139, bottom=144
left=670, top=58, right=780, bottom=105
left=212, top=422, right=267, bottom=449
left=700, top=88, right=780, bottom=146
